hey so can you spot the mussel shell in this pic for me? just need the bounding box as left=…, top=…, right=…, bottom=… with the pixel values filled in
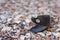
left=31, top=15, right=50, bottom=26
left=30, top=25, right=48, bottom=33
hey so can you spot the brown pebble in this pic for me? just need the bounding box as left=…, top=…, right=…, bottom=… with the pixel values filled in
left=45, top=36, right=51, bottom=40
left=38, top=37, right=42, bottom=40
left=11, top=5, right=17, bottom=10
left=54, top=19, right=59, bottom=24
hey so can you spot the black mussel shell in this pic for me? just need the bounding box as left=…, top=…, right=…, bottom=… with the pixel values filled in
left=31, top=15, right=50, bottom=26
left=30, top=25, right=48, bottom=33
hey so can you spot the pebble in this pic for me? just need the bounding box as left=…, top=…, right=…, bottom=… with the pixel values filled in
left=19, top=35, right=25, bottom=40
left=45, top=36, right=51, bottom=40
left=58, top=23, right=60, bottom=27
left=19, top=22, right=25, bottom=29
left=11, top=5, right=17, bottom=10
left=25, top=32, right=31, bottom=38
left=1, top=27, right=11, bottom=31
left=7, top=17, right=12, bottom=22
left=37, top=32, right=45, bottom=37
left=25, top=19, right=31, bottom=24
left=46, top=32, right=52, bottom=37
left=54, top=19, right=59, bottom=24
left=53, top=32, right=60, bottom=38
left=0, top=15, right=6, bottom=21
left=56, top=28, right=60, bottom=32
